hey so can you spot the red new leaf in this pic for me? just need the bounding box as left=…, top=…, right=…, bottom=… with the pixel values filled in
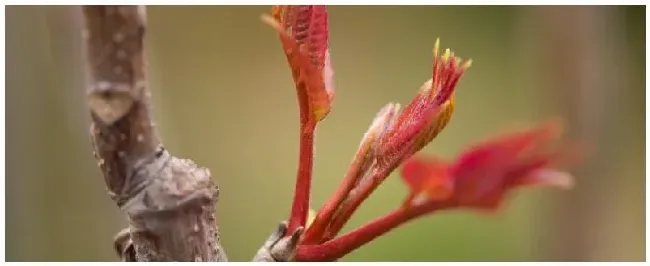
left=265, top=5, right=334, bottom=122
left=378, top=39, right=471, bottom=167
left=401, top=120, right=576, bottom=210
left=263, top=6, right=336, bottom=234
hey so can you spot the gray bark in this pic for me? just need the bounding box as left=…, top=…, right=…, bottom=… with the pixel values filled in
left=81, top=6, right=227, bottom=261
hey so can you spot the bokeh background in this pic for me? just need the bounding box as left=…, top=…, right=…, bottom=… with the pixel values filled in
left=5, top=5, right=645, bottom=262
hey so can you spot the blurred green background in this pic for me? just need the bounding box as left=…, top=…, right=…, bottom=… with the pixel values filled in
left=5, top=5, right=645, bottom=262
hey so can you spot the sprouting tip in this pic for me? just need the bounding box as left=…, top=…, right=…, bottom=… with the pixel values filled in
left=462, top=59, right=473, bottom=69
left=442, top=48, right=451, bottom=62
left=433, top=38, right=441, bottom=57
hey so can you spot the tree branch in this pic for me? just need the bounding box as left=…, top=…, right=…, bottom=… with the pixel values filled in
left=81, top=6, right=227, bottom=261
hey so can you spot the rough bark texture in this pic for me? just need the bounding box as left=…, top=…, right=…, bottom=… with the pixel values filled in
left=81, top=6, right=227, bottom=262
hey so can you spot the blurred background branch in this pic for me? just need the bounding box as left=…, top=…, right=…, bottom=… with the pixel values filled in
left=519, top=6, right=645, bottom=261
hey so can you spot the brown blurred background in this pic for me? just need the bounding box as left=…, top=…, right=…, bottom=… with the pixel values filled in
left=5, top=5, right=645, bottom=262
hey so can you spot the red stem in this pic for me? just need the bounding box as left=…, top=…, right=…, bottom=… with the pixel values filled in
left=322, top=167, right=391, bottom=240
left=295, top=200, right=453, bottom=261
left=301, top=145, right=369, bottom=244
left=287, top=121, right=316, bottom=235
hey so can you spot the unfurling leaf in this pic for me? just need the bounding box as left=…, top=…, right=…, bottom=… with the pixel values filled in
left=400, top=120, right=577, bottom=210
left=351, top=102, right=402, bottom=185
left=377, top=39, right=471, bottom=167
left=263, top=6, right=334, bottom=122
left=363, top=103, right=401, bottom=156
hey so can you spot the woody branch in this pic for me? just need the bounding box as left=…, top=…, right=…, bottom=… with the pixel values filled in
left=81, top=6, right=227, bottom=261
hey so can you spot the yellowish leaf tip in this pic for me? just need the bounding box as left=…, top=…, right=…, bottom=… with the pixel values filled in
left=442, top=48, right=451, bottom=62
left=306, top=208, right=317, bottom=228
left=260, top=14, right=281, bottom=30
left=462, top=59, right=473, bottom=69
left=433, top=38, right=441, bottom=57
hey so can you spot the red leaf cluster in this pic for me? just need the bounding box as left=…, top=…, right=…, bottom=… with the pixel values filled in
left=262, top=5, right=580, bottom=262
